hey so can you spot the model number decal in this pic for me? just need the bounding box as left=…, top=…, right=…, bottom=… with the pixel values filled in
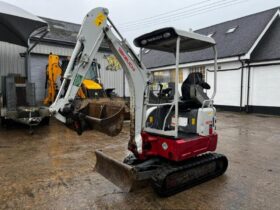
left=118, top=47, right=135, bottom=71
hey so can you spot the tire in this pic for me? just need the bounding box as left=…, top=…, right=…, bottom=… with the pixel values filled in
left=0, top=117, right=5, bottom=127
left=41, top=117, right=50, bottom=126
left=0, top=117, right=11, bottom=128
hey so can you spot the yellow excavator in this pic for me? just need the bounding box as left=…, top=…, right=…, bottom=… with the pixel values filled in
left=44, top=54, right=103, bottom=105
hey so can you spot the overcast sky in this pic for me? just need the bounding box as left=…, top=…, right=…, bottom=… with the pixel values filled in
left=2, top=0, right=280, bottom=48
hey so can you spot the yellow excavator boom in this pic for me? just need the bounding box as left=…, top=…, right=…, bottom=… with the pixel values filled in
left=44, top=54, right=62, bottom=105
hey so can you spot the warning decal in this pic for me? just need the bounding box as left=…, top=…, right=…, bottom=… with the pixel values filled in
left=94, top=12, right=106, bottom=26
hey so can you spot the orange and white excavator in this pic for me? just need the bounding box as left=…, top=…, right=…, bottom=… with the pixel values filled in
left=49, top=7, right=228, bottom=196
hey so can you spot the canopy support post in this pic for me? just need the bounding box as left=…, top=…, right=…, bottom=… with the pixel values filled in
left=25, top=28, right=49, bottom=81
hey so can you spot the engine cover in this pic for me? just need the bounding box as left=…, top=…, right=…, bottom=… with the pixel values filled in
left=140, top=132, right=218, bottom=161
left=196, top=107, right=216, bottom=136
left=146, top=106, right=216, bottom=137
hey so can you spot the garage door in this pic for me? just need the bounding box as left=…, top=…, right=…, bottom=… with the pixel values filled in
left=29, top=54, right=48, bottom=104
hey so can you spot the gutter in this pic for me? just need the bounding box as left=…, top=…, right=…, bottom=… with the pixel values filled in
left=149, top=56, right=241, bottom=71
left=30, top=37, right=76, bottom=47
left=30, top=37, right=111, bottom=53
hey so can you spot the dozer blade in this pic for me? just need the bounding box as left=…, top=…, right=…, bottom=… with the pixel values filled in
left=94, top=150, right=149, bottom=192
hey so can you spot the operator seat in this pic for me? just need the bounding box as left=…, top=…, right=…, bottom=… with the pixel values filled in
left=180, top=72, right=210, bottom=109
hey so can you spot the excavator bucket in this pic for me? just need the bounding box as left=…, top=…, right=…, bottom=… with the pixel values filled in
left=95, top=150, right=150, bottom=192
left=79, top=99, right=125, bottom=136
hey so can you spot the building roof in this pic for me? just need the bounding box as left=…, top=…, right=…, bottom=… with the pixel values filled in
left=32, top=17, right=109, bottom=50
left=142, top=7, right=280, bottom=69
left=41, top=17, right=80, bottom=45
left=251, top=16, right=280, bottom=62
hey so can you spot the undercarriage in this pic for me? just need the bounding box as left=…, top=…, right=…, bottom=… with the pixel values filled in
left=95, top=150, right=228, bottom=196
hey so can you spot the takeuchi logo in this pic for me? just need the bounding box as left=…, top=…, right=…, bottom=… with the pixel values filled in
left=118, top=47, right=136, bottom=71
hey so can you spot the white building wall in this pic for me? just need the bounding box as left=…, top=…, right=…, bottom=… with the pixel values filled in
left=205, top=61, right=242, bottom=106
left=2, top=38, right=278, bottom=109
left=0, top=42, right=26, bottom=91
left=0, top=41, right=127, bottom=98
left=151, top=59, right=280, bottom=113
left=32, top=43, right=74, bottom=57
left=249, top=65, right=280, bottom=107
left=181, top=61, right=243, bottom=107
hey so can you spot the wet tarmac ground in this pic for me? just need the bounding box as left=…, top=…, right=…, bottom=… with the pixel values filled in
left=0, top=112, right=280, bottom=210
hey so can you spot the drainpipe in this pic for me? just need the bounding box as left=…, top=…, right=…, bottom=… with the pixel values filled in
left=239, top=56, right=244, bottom=111
left=246, top=62, right=251, bottom=113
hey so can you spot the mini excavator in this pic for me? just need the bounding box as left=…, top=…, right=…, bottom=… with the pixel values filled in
left=49, top=8, right=228, bottom=196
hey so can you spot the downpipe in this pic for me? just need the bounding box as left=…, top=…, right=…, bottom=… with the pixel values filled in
left=246, top=62, right=251, bottom=113
left=239, top=56, right=244, bottom=111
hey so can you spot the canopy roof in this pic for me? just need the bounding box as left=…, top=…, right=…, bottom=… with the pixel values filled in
left=0, top=1, right=48, bottom=47
left=134, top=27, right=215, bottom=53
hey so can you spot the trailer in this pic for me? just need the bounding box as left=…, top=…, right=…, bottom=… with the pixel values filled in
left=0, top=74, right=50, bottom=133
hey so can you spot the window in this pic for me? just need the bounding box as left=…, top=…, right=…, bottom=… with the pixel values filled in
left=170, top=69, right=184, bottom=83
left=207, top=32, right=215, bottom=37
left=189, top=66, right=206, bottom=81
left=53, top=24, right=65, bottom=30
left=151, top=70, right=184, bottom=93
left=152, top=69, right=184, bottom=83
left=226, top=26, right=237, bottom=34
left=153, top=71, right=170, bottom=83
left=143, top=49, right=150, bottom=54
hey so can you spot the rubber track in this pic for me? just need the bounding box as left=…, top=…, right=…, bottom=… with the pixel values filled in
left=152, top=153, right=228, bottom=197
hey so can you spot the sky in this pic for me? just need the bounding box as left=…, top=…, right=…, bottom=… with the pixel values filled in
left=2, top=0, right=280, bottom=48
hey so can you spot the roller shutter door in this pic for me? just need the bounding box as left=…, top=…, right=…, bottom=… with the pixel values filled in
left=29, top=55, right=48, bottom=104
